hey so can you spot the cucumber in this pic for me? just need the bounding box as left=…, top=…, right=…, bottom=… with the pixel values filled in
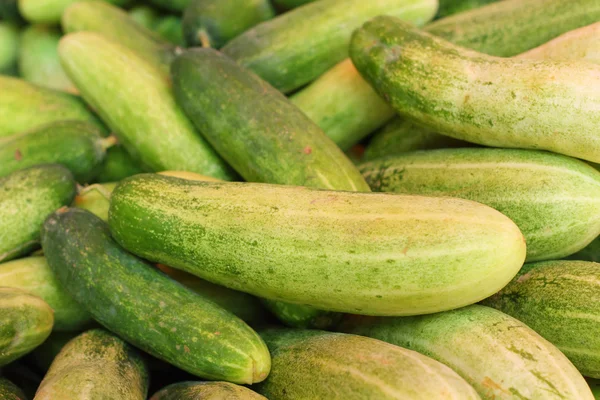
left=0, top=256, right=91, bottom=331
left=0, top=288, right=54, bottom=368
left=436, top=0, right=500, bottom=18
left=34, top=329, right=148, bottom=400
left=351, top=17, right=600, bottom=163
left=567, top=236, right=600, bottom=262
left=129, top=5, right=159, bottom=29
left=589, top=379, right=600, bottom=399
left=261, top=300, right=342, bottom=329
left=0, top=377, right=27, bottom=400
left=0, top=22, right=19, bottom=76
left=96, top=146, right=145, bottom=183
left=146, top=0, right=190, bottom=12
left=221, top=0, right=438, bottom=93
left=150, top=381, right=266, bottom=400
left=27, top=331, right=78, bottom=372
left=482, top=260, right=600, bottom=378
left=183, top=0, right=275, bottom=48
left=154, top=15, right=184, bottom=46
left=255, top=329, right=480, bottom=399
left=339, top=304, right=594, bottom=400
left=270, top=0, right=316, bottom=10
left=0, top=165, right=76, bottom=262
left=59, top=32, right=236, bottom=180
left=360, top=148, right=600, bottom=261
left=108, top=174, right=526, bottom=316
left=0, top=0, right=21, bottom=22
left=41, top=208, right=271, bottom=384
left=0, top=121, right=111, bottom=183
left=73, top=182, right=116, bottom=221
left=18, top=0, right=131, bottom=24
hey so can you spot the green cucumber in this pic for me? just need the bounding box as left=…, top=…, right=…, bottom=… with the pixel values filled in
left=0, top=377, right=27, bottom=400
left=482, top=260, right=600, bottom=378
left=0, top=22, right=19, bottom=76
left=27, top=331, right=78, bottom=372
left=96, top=146, right=145, bottom=183
left=0, top=0, right=21, bottom=22
left=351, top=17, right=600, bottom=163
left=0, top=121, right=111, bottom=183
left=0, top=288, right=54, bottom=368
left=150, top=381, right=266, bottom=400
left=109, top=174, right=526, bottom=316
left=589, top=379, right=600, bottom=399
left=18, top=0, right=131, bottom=24
left=261, top=300, right=342, bottom=329
left=436, top=0, right=500, bottom=18
left=222, top=0, right=438, bottom=93
left=0, top=165, right=76, bottom=262
left=567, top=236, right=600, bottom=262
left=146, top=0, right=190, bottom=12
left=41, top=208, right=271, bottom=383
left=73, top=182, right=116, bottom=221
left=154, top=15, right=184, bottom=46
left=59, top=32, right=235, bottom=180
left=0, top=256, right=90, bottom=331
left=128, top=5, right=159, bottom=29
left=339, top=304, right=593, bottom=400
left=270, top=0, right=316, bottom=10
left=34, top=329, right=148, bottom=400
left=183, top=0, right=274, bottom=48
left=255, top=329, right=480, bottom=399
left=360, top=148, right=600, bottom=261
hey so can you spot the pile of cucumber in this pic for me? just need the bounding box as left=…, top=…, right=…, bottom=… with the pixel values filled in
left=1, top=0, right=600, bottom=398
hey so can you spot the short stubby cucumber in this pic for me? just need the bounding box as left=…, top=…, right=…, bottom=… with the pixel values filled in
left=0, top=165, right=76, bottom=262
left=436, top=0, right=500, bottom=18
left=0, top=288, right=54, bottom=368
left=261, top=300, right=342, bottom=329
left=483, top=260, right=600, bottom=378
left=150, top=381, right=266, bottom=400
left=0, top=22, right=19, bottom=76
left=59, top=32, right=236, bottom=180
left=18, top=0, right=131, bottom=24
left=255, top=329, right=480, bottom=399
left=360, top=148, right=600, bottom=261
left=351, top=17, right=600, bottom=163
left=0, top=377, right=27, bottom=400
left=41, top=208, right=270, bottom=384
left=222, top=0, right=438, bottom=93
left=34, top=329, right=148, bottom=400
left=108, top=174, right=526, bottom=316
left=339, top=305, right=594, bottom=400
left=96, top=146, right=145, bottom=183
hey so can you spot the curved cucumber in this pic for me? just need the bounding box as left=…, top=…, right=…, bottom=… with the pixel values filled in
left=0, top=22, right=19, bottom=76
left=436, top=0, right=500, bottom=18
left=261, top=300, right=342, bottom=330
left=41, top=208, right=270, bottom=384
left=109, top=174, right=526, bottom=316
left=150, top=381, right=265, bottom=400
left=0, top=377, right=27, bottom=400
left=222, top=0, right=438, bottom=93
left=18, top=0, right=131, bottom=24
left=340, top=305, right=593, bottom=400
left=0, top=288, right=54, bottom=368
left=34, top=329, right=148, bottom=400
left=0, top=165, right=76, bottom=262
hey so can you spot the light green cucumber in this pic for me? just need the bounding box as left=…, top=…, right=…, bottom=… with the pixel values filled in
left=483, top=260, right=600, bottom=378
left=222, top=0, right=438, bottom=93
left=0, top=377, right=27, bottom=400
left=436, top=0, right=500, bottom=18
left=339, top=305, right=594, bottom=400
left=0, top=288, right=54, bottom=368
left=150, top=381, right=266, bottom=400
left=59, top=32, right=235, bottom=179
left=0, top=256, right=90, bottom=331
left=0, top=165, right=76, bottom=262
left=18, top=0, right=131, bottom=24
left=96, top=146, right=145, bottom=183
left=34, top=329, right=148, bottom=400
left=128, top=5, right=159, bottom=29
left=0, top=22, right=19, bottom=76
left=261, top=300, right=342, bottom=329
left=109, top=174, right=526, bottom=316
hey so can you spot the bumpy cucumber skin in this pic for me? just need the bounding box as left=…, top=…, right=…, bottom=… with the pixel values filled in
left=436, top=0, right=499, bottom=18
left=351, top=17, right=600, bottom=163
left=261, top=300, right=342, bottom=330
left=0, top=288, right=54, bottom=368
left=0, top=165, right=76, bottom=262
left=59, top=32, right=235, bottom=180
left=41, top=208, right=270, bottom=384
left=360, top=148, right=600, bottom=261
left=34, top=329, right=148, bottom=400
left=256, top=329, right=480, bottom=399
left=0, top=378, right=27, bottom=400
left=483, top=260, right=600, bottom=378
left=18, top=0, right=131, bottom=23
left=109, top=174, right=526, bottom=316
left=151, top=381, right=266, bottom=400
left=340, top=305, right=593, bottom=400
left=222, top=0, right=438, bottom=93
left=0, top=22, right=19, bottom=76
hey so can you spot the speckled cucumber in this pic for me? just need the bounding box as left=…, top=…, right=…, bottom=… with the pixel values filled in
left=150, top=381, right=266, bottom=400
left=351, top=17, right=600, bottom=163
left=0, top=288, right=54, bottom=368
left=109, top=174, right=526, bottom=316
left=41, top=208, right=270, bottom=383
left=0, top=378, right=27, bottom=400
left=0, top=165, right=76, bottom=262
left=435, top=0, right=500, bottom=18
left=483, top=260, right=600, bottom=378
left=360, top=148, right=600, bottom=261
left=222, top=0, right=438, bottom=93
left=34, top=329, right=148, bottom=400
left=339, top=305, right=593, bottom=400
left=0, top=22, right=19, bottom=76
left=18, top=0, right=131, bottom=24
left=255, top=329, right=480, bottom=399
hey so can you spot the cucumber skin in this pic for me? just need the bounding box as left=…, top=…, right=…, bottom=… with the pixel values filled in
left=0, top=165, right=76, bottom=262
left=270, top=0, right=315, bottom=10
left=0, top=288, right=54, bottom=368
left=567, top=236, right=600, bottom=263
left=34, top=329, right=148, bottom=400
left=108, top=174, right=526, bottom=316
left=147, top=0, right=190, bottom=12
left=0, top=22, right=19, bottom=76
left=222, top=0, right=438, bottom=93
left=339, top=305, right=593, bottom=400
left=436, top=0, right=499, bottom=18
left=351, top=17, right=600, bottom=163
left=18, top=0, right=131, bottom=24
left=261, top=300, right=342, bottom=330
left=589, top=379, right=600, bottom=399
left=41, top=208, right=271, bottom=384
left=483, top=260, right=600, bottom=378
left=96, top=146, right=145, bottom=183
left=150, top=381, right=266, bottom=400
left=0, top=378, right=27, bottom=400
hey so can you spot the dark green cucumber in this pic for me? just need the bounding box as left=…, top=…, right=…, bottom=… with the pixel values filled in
left=146, top=0, right=190, bottom=12
left=19, top=0, right=131, bottom=24
left=270, top=0, right=316, bottom=10
left=567, top=236, right=600, bottom=262
left=96, top=146, right=145, bottom=183
left=0, top=0, right=21, bottom=22
left=0, top=121, right=111, bottom=183
left=183, top=0, right=274, bottom=48
left=0, top=377, right=27, bottom=400
left=0, top=165, right=76, bottom=262
left=483, top=260, right=600, bottom=378
left=261, top=300, right=342, bottom=330
left=222, top=0, right=438, bottom=93
left=34, top=329, right=148, bottom=400
left=436, top=0, right=501, bottom=18
left=0, top=22, right=19, bottom=76
left=150, top=381, right=266, bottom=400
left=41, top=208, right=270, bottom=384
left=154, top=15, right=184, bottom=46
